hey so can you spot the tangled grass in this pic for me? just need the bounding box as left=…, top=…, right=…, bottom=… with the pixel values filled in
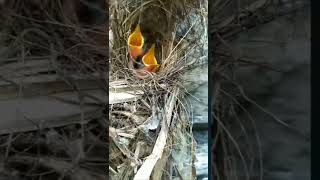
left=0, top=0, right=108, bottom=179
left=109, top=0, right=207, bottom=179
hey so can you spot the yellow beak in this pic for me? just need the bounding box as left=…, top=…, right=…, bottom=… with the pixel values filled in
left=127, top=25, right=144, bottom=59
left=141, top=44, right=159, bottom=72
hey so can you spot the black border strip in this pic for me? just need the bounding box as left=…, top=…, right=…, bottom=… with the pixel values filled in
left=208, top=0, right=213, bottom=179
left=311, top=0, right=317, bottom=179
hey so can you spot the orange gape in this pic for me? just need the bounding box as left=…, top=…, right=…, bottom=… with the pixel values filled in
left=127, top=25, right=144, bottom=59
left=141, top=44, right=159, bottom=72
left=127, top=24, right=160, bottom=76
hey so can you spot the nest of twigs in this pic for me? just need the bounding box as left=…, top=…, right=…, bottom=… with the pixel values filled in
left=109, top=0, right=207, bottom=179
left=0, top=0, right=108, bottom=179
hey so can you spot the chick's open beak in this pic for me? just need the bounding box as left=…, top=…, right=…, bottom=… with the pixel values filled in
left=127, top=25, right=144, bottom=59
left=141, top=44, right=159, bottom=72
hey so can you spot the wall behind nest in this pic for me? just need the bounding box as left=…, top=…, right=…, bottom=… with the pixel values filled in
left=227, top=3, right=310, bottom=180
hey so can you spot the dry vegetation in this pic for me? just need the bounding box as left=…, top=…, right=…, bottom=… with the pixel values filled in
left=0, top=0, right=108, bottom=179
left=109, top=0, right=207, bottom=179
left=0, top=0, right=307, bottom=179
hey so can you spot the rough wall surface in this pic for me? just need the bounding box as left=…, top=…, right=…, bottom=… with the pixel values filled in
left=230, top=5, right=310, bottom=180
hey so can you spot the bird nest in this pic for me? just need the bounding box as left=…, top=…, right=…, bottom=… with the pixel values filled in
left=109, top=0, right=207, bottom=179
